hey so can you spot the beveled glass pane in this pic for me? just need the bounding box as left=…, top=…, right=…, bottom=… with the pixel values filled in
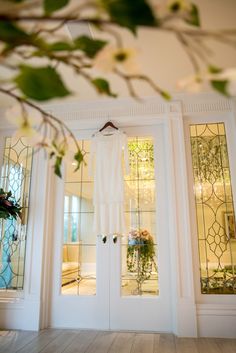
left=62, top=139, right=96, bottom=295
left=190, top=123, right=236, bottom=294
left=124, top=181, right=138, bottom=211
left=122, top=137, right=158, bottom=297
left=125, top=138, right=155, bottom=181
left=0, top=137, right=33, bottom=291
left=61, top=244, right=96, bottom=296
left=138, top=180, right=156, bottom=212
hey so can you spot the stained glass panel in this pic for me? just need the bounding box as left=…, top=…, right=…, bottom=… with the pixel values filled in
left=122, top=137, right=158, bottom=296
left=190, top=123, right=236, bottom=294
left=0, top=137, right=33, bottom=290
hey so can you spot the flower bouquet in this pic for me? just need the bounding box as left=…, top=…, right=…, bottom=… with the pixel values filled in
left=127, top=229, right=157, bottom=287
left=0, top=189, right=22, bottom=220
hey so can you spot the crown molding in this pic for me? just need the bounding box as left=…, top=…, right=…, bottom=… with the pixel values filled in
left=0, top=93, right=235, bottom=129
left=41, top=93, right=235, bottom=121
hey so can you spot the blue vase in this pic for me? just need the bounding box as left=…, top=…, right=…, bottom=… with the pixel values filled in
left=128, top=238, right=144, bottom=245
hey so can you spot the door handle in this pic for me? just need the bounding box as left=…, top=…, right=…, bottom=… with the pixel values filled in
left=102, top=235, right=107, bottom=244
left=113, top=235, right=117, bottom=243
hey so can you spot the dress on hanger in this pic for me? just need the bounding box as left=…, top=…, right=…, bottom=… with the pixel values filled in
left=89, top=129, right=130, bottom=235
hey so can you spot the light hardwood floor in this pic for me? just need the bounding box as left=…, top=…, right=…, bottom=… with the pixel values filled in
left=0, top=330, right=236, bottom=353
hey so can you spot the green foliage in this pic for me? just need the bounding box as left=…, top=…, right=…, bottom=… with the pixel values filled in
left=208, top=66, right=229, bottom=96
left=186, top=3, right=200, bottom=27
left=15, top=65, right=70, bottom=101
left=127, top=237, right=156, bottom=285
left=54, top=156, right=63, bottom=178
left=101, top=0, right=157, bottom=33
left=74, top=36, right=107, bottom=58
left=0, top=188, right=22, bottom=220
left=208, top=65, right=222, bottom=74
left=0, top=21, right=30, bottom=46
left=160, top=91, right=171, bottom=100
left=211, top=80, right=229, bottom=96
left=44, top=0, right=70, bottom=14
left=74, top=150, right=84, bottom=172
left=48, top=41, right=73, bottom=51
left=169, top=2, right=200, bottom=27
left=92, top=78, right=117, bottom=97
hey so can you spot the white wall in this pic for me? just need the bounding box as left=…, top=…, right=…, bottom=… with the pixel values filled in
left=0, top=93, right=235, bottom=337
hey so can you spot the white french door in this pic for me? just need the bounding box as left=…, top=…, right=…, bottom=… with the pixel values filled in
left=49, top=124, right=172, bottom=332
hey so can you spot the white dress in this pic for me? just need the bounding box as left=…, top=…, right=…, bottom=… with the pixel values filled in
left=89, top=129, right=130, bottom=235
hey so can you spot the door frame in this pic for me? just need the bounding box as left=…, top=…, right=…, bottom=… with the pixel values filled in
left=49, top=123, right=173, bottom=331
left=41, top=99, right=198, bottom=336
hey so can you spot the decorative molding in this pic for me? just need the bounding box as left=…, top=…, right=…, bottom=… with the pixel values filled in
left=42, top=94, right=234, bottom=120
left=0, top=93, right=234, bottom=129
left=197, top=303, right=236, bottom=316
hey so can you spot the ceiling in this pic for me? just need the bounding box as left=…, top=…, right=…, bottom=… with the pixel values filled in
left=0, top=0, right=236, bottom=108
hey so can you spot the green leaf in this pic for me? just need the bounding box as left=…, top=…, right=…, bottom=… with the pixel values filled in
left=211, top=80, right=229, bottom=96
left=54, top=156, right=62, bottom=178
left=48, top=41, right=73, bottom=51
left=0, top=21, right=30, bottom=45
left=74, top=150, right=84, bottom=172
left=15, top=65, right=70, bottom=101
left=101, top=0, right=157, bottom=33
left=160, top=91, right=171, bottom=100
left=208, top=65, right=222, bottom=74
left=92, top=78, right=117, bottom=97
left=74, top=36, right=107, bottom=58
left=186, top=3, right=200, bottom=27
left=44, top=0, right=70, bottom=14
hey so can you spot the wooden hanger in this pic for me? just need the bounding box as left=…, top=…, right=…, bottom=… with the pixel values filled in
left=99, top=121, right=118, bottom=132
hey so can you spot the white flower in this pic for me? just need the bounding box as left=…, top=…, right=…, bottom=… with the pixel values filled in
left=5, top=105, right=43, bottom=146
left=94, top=45, right=141, bottom=74
left=177, top=74, right=203, bottom=92
left=5, top=105, right=41, bottom=128
left=178, top=68, right=236, bottom=96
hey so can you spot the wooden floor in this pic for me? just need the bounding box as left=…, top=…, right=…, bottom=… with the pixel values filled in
left=0, top=330, right=236, bottom=353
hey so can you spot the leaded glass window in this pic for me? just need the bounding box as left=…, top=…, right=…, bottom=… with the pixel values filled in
left=0, top=137, right=33, bottom=290
left=122, top=137, right=158, bottom=296
left=190, top=123, right=236, bottom=294
left=62, top=140, right=96, bottom=295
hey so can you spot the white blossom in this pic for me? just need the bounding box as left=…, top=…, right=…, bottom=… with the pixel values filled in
left=177, top=74, right=203, bottom=92
left=94, top=45, right=141, bottom=74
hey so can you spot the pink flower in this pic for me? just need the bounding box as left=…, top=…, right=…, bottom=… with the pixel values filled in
left=2, top=200, right=12, bottom=207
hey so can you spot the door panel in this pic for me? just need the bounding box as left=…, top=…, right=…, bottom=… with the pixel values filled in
left=50, top=125, right=172, bottom=331
left=109, top=126, right=172, bottom=331
left=50, top=139, right=110, bottom=329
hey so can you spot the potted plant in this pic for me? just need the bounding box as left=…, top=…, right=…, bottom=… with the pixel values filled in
left=127, top=229, right=157, bottom=293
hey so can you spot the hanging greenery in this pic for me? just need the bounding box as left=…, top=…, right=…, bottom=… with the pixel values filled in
left=127, top=229, right=157, bottom=287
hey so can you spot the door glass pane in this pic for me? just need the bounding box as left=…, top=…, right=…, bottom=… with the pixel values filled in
left=190, top=123, right=236, bottom=294
left=61, top=140, right=96, bottom=296
left=0, top=137, right=33, bottom=290
left=122, top=137, right=158, bottom=296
